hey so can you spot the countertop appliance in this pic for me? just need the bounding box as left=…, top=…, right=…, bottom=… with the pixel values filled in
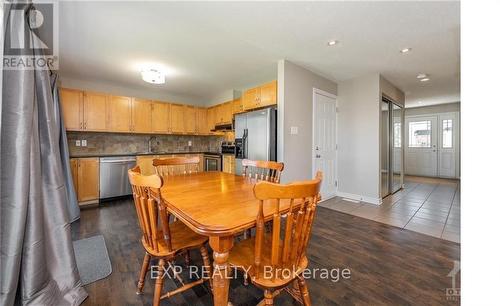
left=234, top=107, right=277, bottom=175
left=204, top=153, right=221, bottom=171
left=99, top=156, right=136, bottom=199
left=221, top=141, right=235, bottom=154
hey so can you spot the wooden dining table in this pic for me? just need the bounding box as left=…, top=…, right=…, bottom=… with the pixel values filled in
left=159, top=171, right=299, bottom=306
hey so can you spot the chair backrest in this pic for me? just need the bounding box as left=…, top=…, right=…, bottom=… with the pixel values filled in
left=153, top=156, right=201, bottom=177
left=252, top=172, right=322, bottom=280
left=128, top=166, right=173, bottom=253
left=241, top=159, right=284, bottom=183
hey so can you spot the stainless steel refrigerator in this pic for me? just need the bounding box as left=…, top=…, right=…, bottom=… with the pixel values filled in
left=234, top=107, right=277, bottom=175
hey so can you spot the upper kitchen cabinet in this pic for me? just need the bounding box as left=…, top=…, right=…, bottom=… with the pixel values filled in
left=207, top=106, right=216, bottom=132
left=108, top=96, right=132, bottom=132
left=170, top=103, right=185, bottom=134
left=60, top=88, right=83, bottom=130
left=242, top=80, right=277, bottom=110
left=83, top=91, right=108, bottom=131
left=131, top=98, right=152, bottom=133
left=196, top=107, right=208, bottom=134
left=214, top=101, right=233, bottom=124
left=184, top=105, right=197, bottom=134
left=233, top=98, right=243, bottom=114
left=151, top=101, right=171, bottom=134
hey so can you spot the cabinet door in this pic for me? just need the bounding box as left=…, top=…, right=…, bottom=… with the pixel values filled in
left=260, top=80, right=277, bottom=107
left=243, top=87, right=259, bottom=110
left=196, top=108, right=208, bottom=134
left=207, top=107, right=215, bottom=132
left=60, top=88, right=83, bottom=130
left=170, top=104, right=185, bottom=134
left=214, top=104, right=222, bottom=124
left=108, top=96, right=132, bottom=132
left=132, top=98, right=152, bottom=133
left=83, top=91, right=107, bottom=131
left=70, top=158, right=78, bottom=192
left=151, top=102, right=170, bottom=133
left=223, top=102, right=232, bottom=123
left=222, top=155, right=230, bottom=173
left=184, top=106, right=196, bottom=134
left=77, top=158, right=99, bottom=202
left=232, top=98, right=243, bottom=114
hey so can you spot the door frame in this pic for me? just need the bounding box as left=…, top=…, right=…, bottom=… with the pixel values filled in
left=311, top=88, right=338, bottom=200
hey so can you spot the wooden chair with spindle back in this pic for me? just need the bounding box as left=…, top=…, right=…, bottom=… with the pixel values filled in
left=228, top=172, right=323, bottom=306
left=152, top=156, right=201, bottom=266
left=128, top=166, right=212, bottom=306
left=241, top=159, right=284, bottom=183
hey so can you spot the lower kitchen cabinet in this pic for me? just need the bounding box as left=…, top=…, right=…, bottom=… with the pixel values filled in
left=70, top=158, right=100, bottom=206
left=137, top=153, right=204, bottom=176
left=222, top=155, right=235, bottom=174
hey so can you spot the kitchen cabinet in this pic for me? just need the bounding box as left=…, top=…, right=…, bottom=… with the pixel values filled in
left=170, top=104, right=185, bottom=134
left=222, top=155, right=235, bottom=174
left=184, top=106, right=197, bottom=134
left=131, top=98, right=152, bottom=133
left=233, top=98, right=243, bottom=114
left=242, top=80, right=277, bottom=110
left=243, top=87, right=260, bottom=110
left=70, top=158, right=99, bottom=205
left=108, top=95, right=132, bottom=132
left=196, top=107, right=208, bottom=134
left=137, top=153, right=204, bottom=175
left=214, top=101, right=233, bottom=124
left=83, top=91, right=108, bottom=131
left=207, top=107, right=216, bottom=132
left=151, top=101, right=171, bottom=133
left=60, top=88, right=83, bottom=130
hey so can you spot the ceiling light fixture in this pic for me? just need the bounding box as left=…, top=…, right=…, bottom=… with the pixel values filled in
left=417, top=73, right=427, bottom=79
left=400, top=47, right=412, bottom=53
left=327, top=40, right=338, bottom=46
left=141, top=68, right=165, bottom=84
left=420, top=78, right=430, bottom=82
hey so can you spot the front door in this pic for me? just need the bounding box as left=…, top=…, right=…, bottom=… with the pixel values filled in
left=313, top=90, right=337, bottom=200
left=438, top=113, right=458, bottom=178
left=405, top=116, right=438, bottom=177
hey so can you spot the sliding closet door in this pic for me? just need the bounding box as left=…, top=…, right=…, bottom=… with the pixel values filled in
left=380, top=100, right=390, bottom=198
left=391, top=104, right=403, bottom=192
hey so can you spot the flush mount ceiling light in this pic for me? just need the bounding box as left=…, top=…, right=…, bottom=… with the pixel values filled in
left=417, top=73, right=427, bottom=79
left=400, top=47, right=412, bottom=53
left=141, top=68, right=165, bottom=84
left=327, top=40, right=338, bottom=46
left=420, top=78, right=430, bottom=82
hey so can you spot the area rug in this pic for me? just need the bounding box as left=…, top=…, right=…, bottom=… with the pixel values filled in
left=73, top=235, right=112, bottom=285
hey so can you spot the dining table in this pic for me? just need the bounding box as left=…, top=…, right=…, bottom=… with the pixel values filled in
left=158, top=171, right=300, bottom=306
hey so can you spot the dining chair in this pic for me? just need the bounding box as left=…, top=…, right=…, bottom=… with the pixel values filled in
left=128, top=166, right=212, bottom=306
left=228, top=172, right=323, bottom=306
left=241, top=159, right=284, bottom=183
left=152, top=156, right=202, bottom=266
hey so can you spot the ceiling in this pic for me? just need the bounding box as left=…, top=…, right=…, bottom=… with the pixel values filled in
left=58, top=1, right=460, bottom=107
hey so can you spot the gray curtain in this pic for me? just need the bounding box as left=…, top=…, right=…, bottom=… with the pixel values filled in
left=1, top=2, right=87, bottom=306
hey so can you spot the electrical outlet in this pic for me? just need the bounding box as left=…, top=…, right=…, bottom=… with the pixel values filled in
left=188, top=140, right=192, bottom=147
left=76, top=140, right=81, bottom=147
left=290, top=126, right=299, bottom=135
left=81, top=139, right=87, bottom=147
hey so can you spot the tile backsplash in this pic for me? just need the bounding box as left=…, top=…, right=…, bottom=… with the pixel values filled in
left=67, top=132, right=224, bottom=156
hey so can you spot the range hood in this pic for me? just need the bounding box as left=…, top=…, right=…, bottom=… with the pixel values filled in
left=211, top=123, right=233, bottom=132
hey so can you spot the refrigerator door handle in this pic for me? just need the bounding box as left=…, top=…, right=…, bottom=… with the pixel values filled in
left=243, top=129, right=248, bottom=159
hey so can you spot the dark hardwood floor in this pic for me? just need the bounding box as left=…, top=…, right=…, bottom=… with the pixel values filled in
left=72, top=198, right=460, bottom=305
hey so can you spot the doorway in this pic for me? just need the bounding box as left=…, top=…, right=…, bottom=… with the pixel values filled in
left=405, top=112, right=459, bottom=178
left=312, top=88, right=337, bottom=200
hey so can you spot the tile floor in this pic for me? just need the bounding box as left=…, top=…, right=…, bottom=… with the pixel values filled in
left=319, top=176, right=460, bottom=243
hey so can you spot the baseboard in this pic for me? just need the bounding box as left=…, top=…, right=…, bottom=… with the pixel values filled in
left=336, top=191, right=382, bottom=205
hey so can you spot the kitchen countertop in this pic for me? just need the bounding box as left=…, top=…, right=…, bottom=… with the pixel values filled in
left=70, top=151, right=223, bottom=158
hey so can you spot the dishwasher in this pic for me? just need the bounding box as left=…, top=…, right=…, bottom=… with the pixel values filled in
left=99, top=156, right=137, bottom=199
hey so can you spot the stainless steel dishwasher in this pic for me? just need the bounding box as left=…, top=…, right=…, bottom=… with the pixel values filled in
left=99, top=156, right=137, bottom=199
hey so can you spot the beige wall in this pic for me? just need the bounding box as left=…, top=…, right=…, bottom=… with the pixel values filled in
left=405, top=102, right=460, bottom=116
left=380, top=76, right=405, bottom=106
left=277, top=60, right=338, bottom=183
left=337, top=74, right=381, bottom=202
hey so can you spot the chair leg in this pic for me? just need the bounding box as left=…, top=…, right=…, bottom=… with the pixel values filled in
left=200, top=245, right=213, bottom=290
left=264, top=289, right=274, bottom=305
left=298, top=276, right=312, bottom=306
left=153, top=259, right=166, bottom=306
left=184, top=250, right=191, bottom=267
left=137, top=253, right=151, bottom=294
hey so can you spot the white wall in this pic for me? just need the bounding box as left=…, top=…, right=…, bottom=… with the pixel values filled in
left=337, top=74, right=381, bottom=203
left=277, top=60, right=337, bottom=183
left=60, top=76, right=205, bottom=106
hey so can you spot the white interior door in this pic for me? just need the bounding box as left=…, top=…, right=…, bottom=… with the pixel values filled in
left=405, top=116, right=438, bottom=177
left=312, top=90, right=336, bottom=200
left=438, top=113, right=458, bottom=178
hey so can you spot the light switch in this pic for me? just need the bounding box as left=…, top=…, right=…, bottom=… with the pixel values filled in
left=81, top=139, right=87, bottom=147
left=76, top=140, right=81, bottom=147
left=290, top=126, right=299, bottom=135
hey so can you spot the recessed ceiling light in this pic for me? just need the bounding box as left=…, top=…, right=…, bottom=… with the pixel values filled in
left=417, top=73, right=427, bottom=79
left=141, top=68, right=165, bottom=84
left=327, top=40, right=338, bottom=46
left=418, top=101, right=423, bottom=104
left=400, top=47, right=412, bottom=53
left=420, top=78, right=430, bottom=82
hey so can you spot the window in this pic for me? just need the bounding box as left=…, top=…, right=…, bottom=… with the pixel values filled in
left=442, top=119, right=453, bottom=148
left=409, top=120, right=431, bottom=147
left=393, top=122, right=401, bottom=148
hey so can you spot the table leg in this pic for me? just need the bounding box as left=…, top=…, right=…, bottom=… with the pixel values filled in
left=209, top=236, right=234, bottom=306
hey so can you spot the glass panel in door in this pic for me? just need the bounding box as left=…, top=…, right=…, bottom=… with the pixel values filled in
left=391, top=104, right=403, bottom=192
